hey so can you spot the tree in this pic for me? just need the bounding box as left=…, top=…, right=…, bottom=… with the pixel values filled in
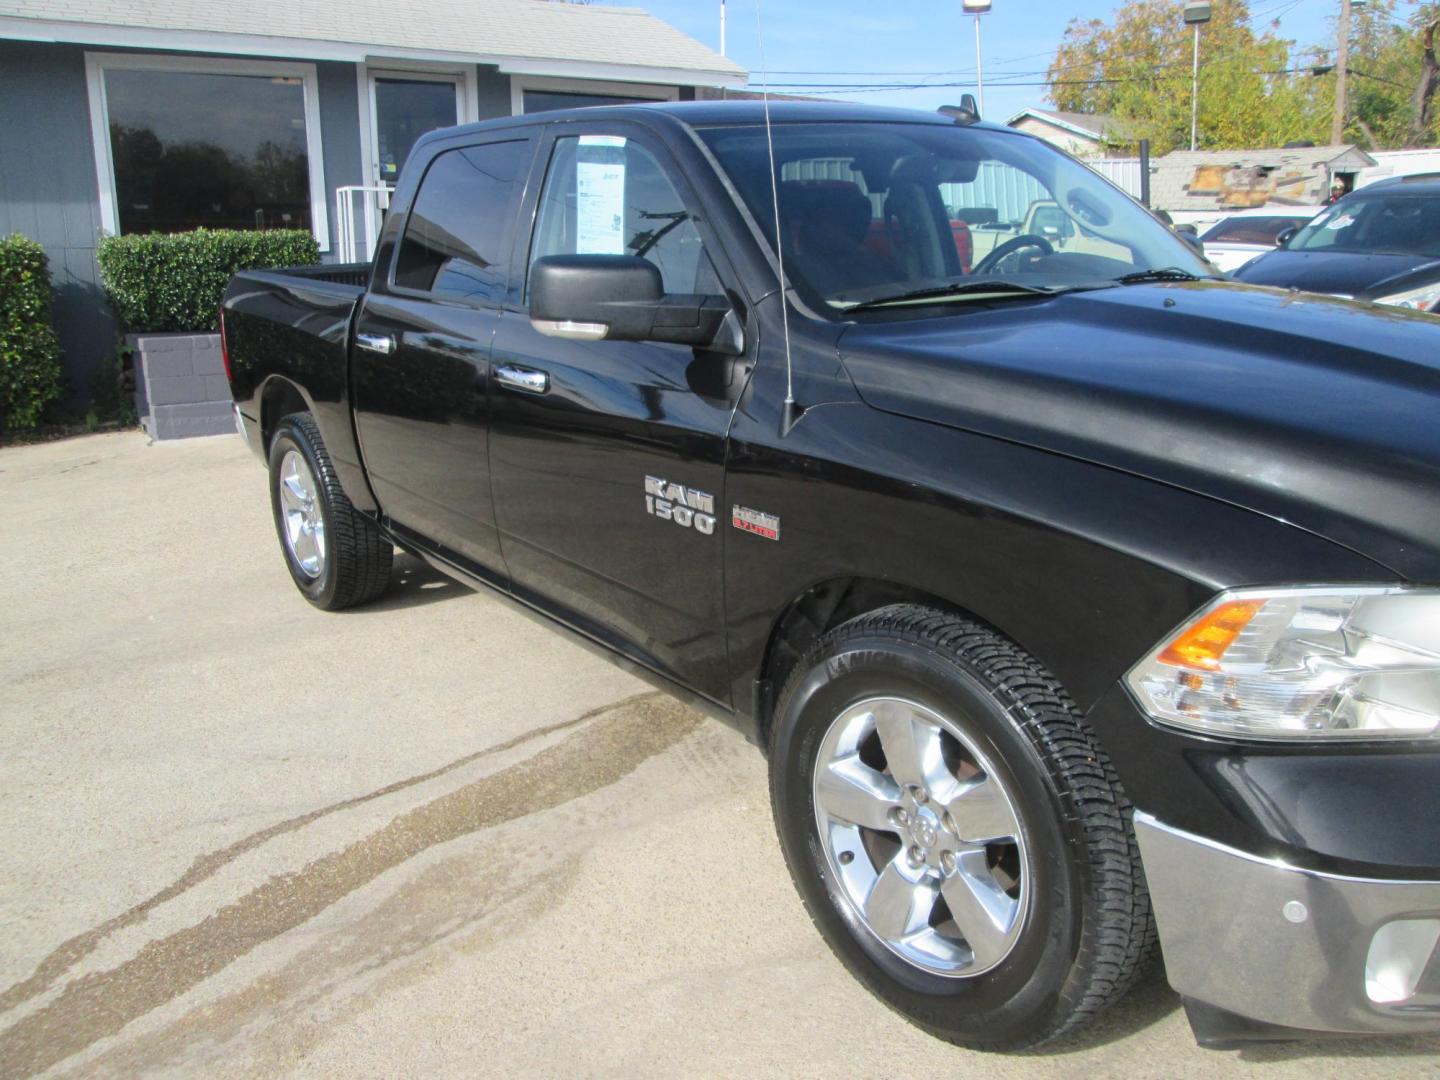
left=1047, top=0, right=1328, bottom=153
left=1409, top=16, right=1440, bottom=145
left=1314, top=1, right=1440, bottom=148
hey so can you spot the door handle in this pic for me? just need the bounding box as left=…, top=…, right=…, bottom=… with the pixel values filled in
left=356, top=332, right=395, bottom=355
left=495, top=364, right=550, bottom=394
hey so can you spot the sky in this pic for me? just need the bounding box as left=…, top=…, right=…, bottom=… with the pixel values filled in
left=623, top=0, right=1409, bottom=123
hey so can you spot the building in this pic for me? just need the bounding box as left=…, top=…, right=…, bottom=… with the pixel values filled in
left=1146, top=144, right=1377, bottom=228
left=0, top=0, right=744, bottom=395
left=1005, top=108, right=1122, bottom=157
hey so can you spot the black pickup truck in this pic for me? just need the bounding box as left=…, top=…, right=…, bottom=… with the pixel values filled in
left=222, top=101, right=1440, bottom=1052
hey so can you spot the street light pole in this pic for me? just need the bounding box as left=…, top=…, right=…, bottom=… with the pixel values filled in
left=1191, top=25, right=1201, bottom=150
left=975, top=15, right=985, bottom=115
left=963, top=1, right=991, bottom=117
left=1184, top=2, right=1212, bottom=151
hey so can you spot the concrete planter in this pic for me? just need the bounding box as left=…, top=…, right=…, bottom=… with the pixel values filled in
left=128, top=332, right=234, bottom=440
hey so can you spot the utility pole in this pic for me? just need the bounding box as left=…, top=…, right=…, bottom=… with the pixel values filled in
left=1332, top=0, right=1352, bottom=144
left=720, top=0, right=726, bottom=57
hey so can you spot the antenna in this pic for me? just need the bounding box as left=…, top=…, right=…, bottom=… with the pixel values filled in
left=753, top=0, right=800, bottom=433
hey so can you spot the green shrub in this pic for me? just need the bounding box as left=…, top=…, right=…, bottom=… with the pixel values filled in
left=0, top=234, right=64, bottom=432
left=97, top=229, right=319, bottom=333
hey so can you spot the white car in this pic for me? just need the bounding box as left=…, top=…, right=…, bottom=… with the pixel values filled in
left=1199, top=209, right=1320, bottom=273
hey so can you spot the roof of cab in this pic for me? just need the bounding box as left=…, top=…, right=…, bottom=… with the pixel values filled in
left=1360, top=173, right=1440, bottom=196
left=413, top=99, right=1007, bottom=152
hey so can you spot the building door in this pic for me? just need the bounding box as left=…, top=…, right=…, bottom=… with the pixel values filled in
left=367, top=72, right=463, bottom=186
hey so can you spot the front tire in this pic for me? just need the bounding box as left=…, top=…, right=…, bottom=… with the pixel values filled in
left=768, top=604, right=1152, bottom=1050
left=268, top=412, right=392, bottom=610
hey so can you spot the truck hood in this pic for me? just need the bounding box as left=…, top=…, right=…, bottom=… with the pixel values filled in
left=836, top=280, right=1440, bottom=579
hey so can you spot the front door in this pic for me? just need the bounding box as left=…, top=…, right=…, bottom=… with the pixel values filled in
left=368, top=73, right=462, bottom=186
left=352, top=135, right=534, bottom=581
left=488, top=125, right=746, bottom=702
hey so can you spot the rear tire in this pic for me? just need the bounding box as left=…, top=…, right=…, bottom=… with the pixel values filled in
left=768, top=604, right=1153, bottom=1050
left=268, top=412, right=392, bottom=610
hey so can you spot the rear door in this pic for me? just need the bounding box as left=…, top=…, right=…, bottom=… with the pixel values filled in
left=488, top=123, right=746, bottom=702
left=351, top=134, right=534, bottom=580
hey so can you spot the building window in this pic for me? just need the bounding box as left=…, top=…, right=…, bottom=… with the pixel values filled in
left=521, top=90, right=651, bottom=114
left=86, top=54, right=328, bottom=248
left=510, top=76, right=677, bottom=117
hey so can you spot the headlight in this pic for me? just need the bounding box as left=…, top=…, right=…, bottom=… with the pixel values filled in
left=1371, top=282, right=1440, bottom=313
left=1126, top=587, right=1440, bottom=741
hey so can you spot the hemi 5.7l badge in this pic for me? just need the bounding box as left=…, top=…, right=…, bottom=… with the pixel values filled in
left=732, top=505, right=781, bottom=541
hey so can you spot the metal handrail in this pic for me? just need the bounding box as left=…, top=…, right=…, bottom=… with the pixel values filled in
left=335, top=185, right=394, bottom=263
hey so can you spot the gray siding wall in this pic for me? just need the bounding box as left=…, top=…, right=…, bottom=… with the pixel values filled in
left=316, top=60, right=364, bottom=258
left=476, top=65, right=511, bottom=121
left=0, top=40, right=115, bottom=403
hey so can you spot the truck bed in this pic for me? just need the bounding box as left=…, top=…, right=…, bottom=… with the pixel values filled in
left=222, top=262, right=375, bottom=509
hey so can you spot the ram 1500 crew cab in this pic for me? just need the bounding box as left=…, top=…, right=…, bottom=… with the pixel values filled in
left=223, top=102, right=1440, bottom=1051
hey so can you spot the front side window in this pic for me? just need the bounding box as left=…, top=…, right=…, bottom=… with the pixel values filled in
left=101, top=65, right=315, bottom=235
left=528, top=136, right=710, bottom=296
left=699, top=122, right=1211, bottom=312
left=394, top=140, right=530, bottom=302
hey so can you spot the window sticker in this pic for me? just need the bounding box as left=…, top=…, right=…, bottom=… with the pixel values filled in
left=579, top=134, right=627, bottom=148
left=1325, top=213, right=1355, bottom=231
left=576, top=145, right=626, bottom=254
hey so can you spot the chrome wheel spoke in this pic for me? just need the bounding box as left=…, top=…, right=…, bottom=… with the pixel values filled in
left=940, top=850, right=1021, bottom=970
left=816, top=756, right=900, bottom=831
left=939, top=776, right=1022, bottom=843
left=865, top=856, right=937, bottom=942
left=279, top=473, right=306, bottom=513
left=873, top=700, right=942, bottom=791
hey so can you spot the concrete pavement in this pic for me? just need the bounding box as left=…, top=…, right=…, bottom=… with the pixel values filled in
left=1, top=430, right=1436, bottom=1078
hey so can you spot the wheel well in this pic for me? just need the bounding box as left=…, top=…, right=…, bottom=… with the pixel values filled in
left=756, top=577, right=972, bottom=747
left=260, top=379, right=309, bottom=453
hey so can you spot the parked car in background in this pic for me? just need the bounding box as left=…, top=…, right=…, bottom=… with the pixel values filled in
left=1198, top=209, right=1319, bottom=273
left=1234, top=175, right=1440, bottom=313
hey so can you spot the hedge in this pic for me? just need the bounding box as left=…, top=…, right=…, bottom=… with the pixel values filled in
left=0, top=234, right=64, bottom=432
left=97, top=229, right=319, bottom=333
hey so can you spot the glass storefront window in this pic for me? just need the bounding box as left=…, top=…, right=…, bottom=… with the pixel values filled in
left=100, top=64, right=315, bottom=235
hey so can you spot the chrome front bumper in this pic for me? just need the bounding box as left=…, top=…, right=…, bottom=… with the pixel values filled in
left=1135, top=811, right=1440, bottom=1038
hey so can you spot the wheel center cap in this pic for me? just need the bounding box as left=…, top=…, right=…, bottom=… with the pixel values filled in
left=912, top=808, right=939, bottom=850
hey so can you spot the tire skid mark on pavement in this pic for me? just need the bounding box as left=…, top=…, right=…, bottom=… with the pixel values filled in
left=0, top=690, right=657, bottom=1018
left=62, top=840, right=587, bottom=1079
left=0, top=692, right=697, bottom=1080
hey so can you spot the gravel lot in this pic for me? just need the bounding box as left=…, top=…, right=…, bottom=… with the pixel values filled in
left=1, top=430, right=1437, bottom=1078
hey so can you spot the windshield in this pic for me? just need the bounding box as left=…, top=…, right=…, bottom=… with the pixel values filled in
left=1287, top=194, right=1440, bottom=258
left=696, top=121, right=1211, bottom=312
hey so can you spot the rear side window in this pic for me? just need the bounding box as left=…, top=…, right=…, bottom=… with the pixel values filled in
left=394, top=139, right=529, bottom=302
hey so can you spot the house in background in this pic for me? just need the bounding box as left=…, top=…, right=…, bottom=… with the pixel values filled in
left=1147, top=145, right=1377, bottom=229
left=1005, top=108, right=1123, bottom=157
left=0, top=0, right=744, bottom=396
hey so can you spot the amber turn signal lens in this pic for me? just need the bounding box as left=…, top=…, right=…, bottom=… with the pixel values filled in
left=1158, top=599, right=1264, bottom=671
